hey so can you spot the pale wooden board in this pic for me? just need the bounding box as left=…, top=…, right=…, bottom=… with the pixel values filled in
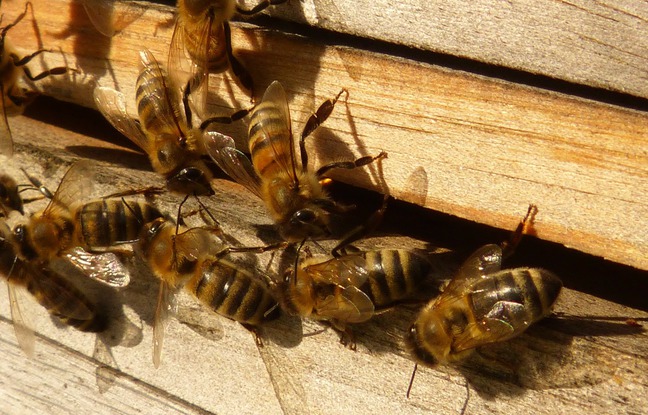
left=1, top=0, right=647, bottom=272
left=248, top=0, right=648, bottom=99
left=0, top=107, right=647, bottom=415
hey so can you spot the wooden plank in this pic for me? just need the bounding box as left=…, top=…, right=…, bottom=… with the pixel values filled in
left=254, top=0, right=648, bottom=99
left=1, top=112, right=647, bottom=414
left=1, top=0, right=647, bottom=272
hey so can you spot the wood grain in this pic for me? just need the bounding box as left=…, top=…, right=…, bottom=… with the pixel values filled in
left=1, top=113, right=647, bottom=415
left=249, top=0, right=648, bottom=99
left=1, top=0, right=647, bottom=272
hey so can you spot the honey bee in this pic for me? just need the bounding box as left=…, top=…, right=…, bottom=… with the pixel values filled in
left=406, top=243, right=563, bottom=367
left=1, top=219, right=106, bottom=356
left=280, top=248, right=452, bottom=345
left=0, top=173, right=23, bottom=215
left=0, top=2, right=69, bottom=157
left=169, top=0, right=288, bottom=112
left=205, top=81, right=387, bottom=242
left=137, top=218, right=280, bottom=367
left=94, top=48, right=214, bottom=196
left=13, top=161, right=163, bottom=287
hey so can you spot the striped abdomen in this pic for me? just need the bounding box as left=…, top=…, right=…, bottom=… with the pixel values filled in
left=468, top=268, right=562, bottom=338
left=14, top=267, right=106, bottom=332
left=186, top=258, right=279, bottom=326
left=248, top=101, right=293, bottom=179
left=184, top=18, right=229, bottom=73
left=75, top=199, right=163, bottom=251
left=136, top=64, right=185, bottom=138
left=359, top=249, right=432, bottom=309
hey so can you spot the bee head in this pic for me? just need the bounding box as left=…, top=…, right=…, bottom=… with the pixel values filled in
left=278, top=206, right=331, bottom=242
left=405, top=324, right=441, bottom=368
left=167, top=167, right=214, bottom=196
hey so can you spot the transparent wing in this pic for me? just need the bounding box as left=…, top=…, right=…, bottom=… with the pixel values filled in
left=452, top=303, right=526, bottom=353
left=203, top=129, right=262, bottom=197
left=43, top=160, right=95, bottom=218
left=167, top=16, right=211, bottom=120
left=93, top=86, right=151, bottom=152
left=138, top=49, right=187, bottom=135
left=8, top=283, right=35, bottom=357
left=82, top=0, right=146, bottom=37
left=316, top=286, right=374, bottom=324
left=0, top=87, right=13, bottom=157
left=173, top=226, right=220, bottom=261
left=304, top=255, right=370, bottom=288
left=444, top=244, right=503, bottom=295
left=153, top=280, right=178, bottom=368
left=256, top=81, right=298, bottom=182
left=64, top=247, right=130, bottom=287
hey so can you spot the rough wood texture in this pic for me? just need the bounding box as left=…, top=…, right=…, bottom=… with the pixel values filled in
left=251, top=0, right=648, bottom=99
left=0, top=114, right=647, bottom=414
left=1, top=0, right=647, bottom=272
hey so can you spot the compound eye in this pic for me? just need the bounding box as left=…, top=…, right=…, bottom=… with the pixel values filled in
left=294, top=209, right=316, bottom=223
left=180, top=167, right=202, bottom=181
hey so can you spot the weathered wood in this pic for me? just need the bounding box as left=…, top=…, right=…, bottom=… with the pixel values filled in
left=0, top=112, right=647, bottom=415
left=1, top=0, right=646, bottom=272
left=250, top=0, right=648, bottom=100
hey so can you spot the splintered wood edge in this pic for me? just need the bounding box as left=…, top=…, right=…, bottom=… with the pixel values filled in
left=2, top=0, right=647, bottom=271
left=0, top=114, right=647, bottom=415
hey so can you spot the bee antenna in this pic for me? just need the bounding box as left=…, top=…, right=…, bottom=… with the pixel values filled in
left=175, top=194, right=190, bottom=235
left=406, top=363, right=418, bottom=399
left=193, top=194, right=220, bottom=229
left=292, top=238, right=307, bottom=286
left=121, top=197, right=141, bottom=225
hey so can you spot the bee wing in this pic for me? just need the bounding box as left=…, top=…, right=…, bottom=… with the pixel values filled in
left=452, top=301, right=528, bottom=353
left=42, top=160, right=95, bottom=218
left=93, top=86, right=151, bottom=153
left=203, top=129, right=262, bottom=198
left=139, top=49, right=188, bottom=134
left=82, top=0, right=146, bottom=37
left=444, top=244, right=503, bottom=294
left=0, top=88, right=13, bottom=157
left=8, top=283, right=35, bottom=357
left=64, top=247, right=130, bottom=287
left=167, top=16, right=210, bottom=120
left=153, top=280, right=178, bottom=368
left=257, top=81, right=299, bottom=182
left=305, top=255, right=370, bottom=288
left=317, top=285, right=374, bottom=324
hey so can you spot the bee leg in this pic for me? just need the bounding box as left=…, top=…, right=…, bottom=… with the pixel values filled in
left=316, top=150, right=387, bottom=177
left=199, top=107, right=252, bottom=131
left=299, top=88, right=349, bottom=169
left=241, top=323, right=264, bottom=347
left=17, top=59, right=69, bottom=82
left=0, top=2, right=30, bottom=38
left=331, top=194, right=389, bottom=257
left=235, top=0, right=289, bottom=16
left=500, top=204, right=538, bottom=258
left=223, top=21, right=254, bottom=97
left=336, top=325, right=357, bottom=351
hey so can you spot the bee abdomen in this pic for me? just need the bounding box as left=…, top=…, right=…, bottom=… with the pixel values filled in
left=25, top=271, right=107, bottom=332
left=77, top=199, right=163, bottom=250
left=362, top=250, right=431, bottom=309
left=470, top=268, right=562, bottom=328
left=136, top=68, right=181, bottom=134
left=248, top=104, right=292, bottom=178
left=189, top=260, right=278, bottom=326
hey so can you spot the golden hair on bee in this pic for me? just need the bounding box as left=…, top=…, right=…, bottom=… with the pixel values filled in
left=205, top=80, right=387, bottom=242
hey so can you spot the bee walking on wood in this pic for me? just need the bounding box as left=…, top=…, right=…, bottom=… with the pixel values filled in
left=0, top=2, right=69, bottom=157
left=94, top=49, right=215, bottom=196
left=206, top=80, right=387, bottom=242
left=137, top=217, right=280, bottom=367
left=406, top=243, right=562, bottom=367
left=13, top=161, right=163, bottom=288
